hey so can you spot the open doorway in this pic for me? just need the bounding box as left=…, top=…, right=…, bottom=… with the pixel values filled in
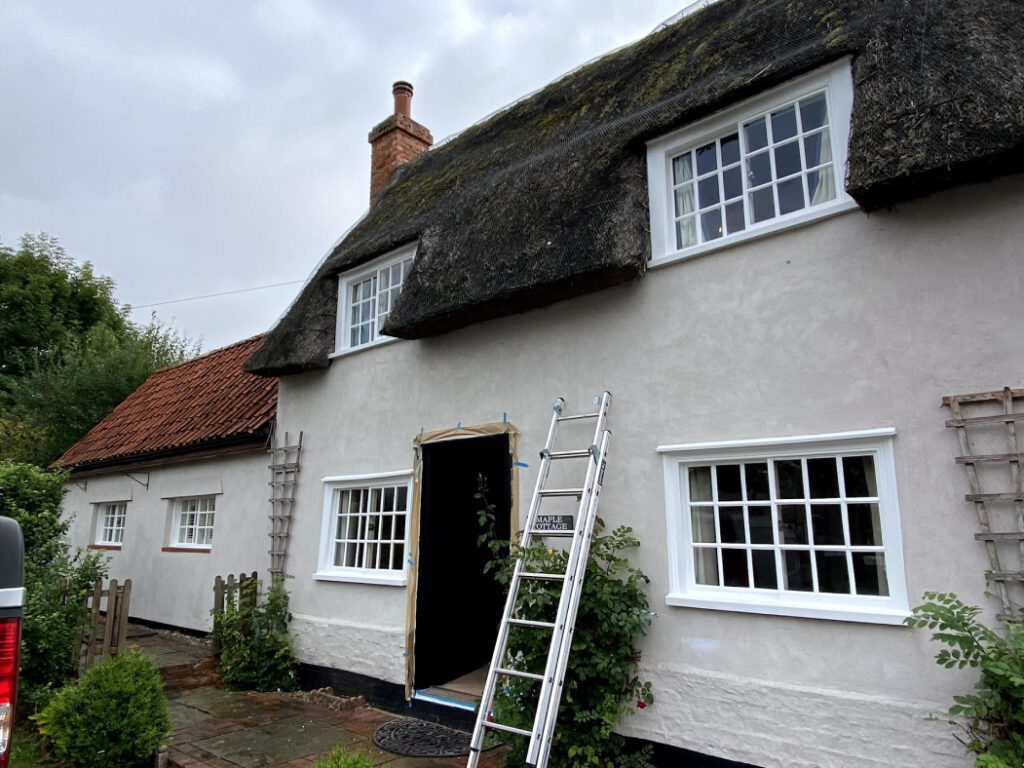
left=414, top=433, right=512, bottom=699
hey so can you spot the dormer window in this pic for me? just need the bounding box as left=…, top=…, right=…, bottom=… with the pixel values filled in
left=335, top=243, right=415, bottom=353
left=647, top=60, right=856, bottom=266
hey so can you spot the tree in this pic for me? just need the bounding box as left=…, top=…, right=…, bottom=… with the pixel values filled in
left=0, top=233, right=125, bottom=386
left=0, top=233, right=197, bottom=466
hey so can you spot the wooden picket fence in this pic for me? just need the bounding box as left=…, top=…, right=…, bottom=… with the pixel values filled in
left=80, top=578, right=132, bottom=671
left=211, top=571, right=258, bottom=654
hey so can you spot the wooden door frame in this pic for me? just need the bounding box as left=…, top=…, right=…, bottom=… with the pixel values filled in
left=404, top=422, right=520, bottom=699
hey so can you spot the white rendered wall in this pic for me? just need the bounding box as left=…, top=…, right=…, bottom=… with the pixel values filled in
left=63, top=450, right=271, bottom=632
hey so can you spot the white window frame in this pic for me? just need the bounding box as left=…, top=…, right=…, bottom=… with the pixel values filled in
left=658, top=429, right=909, bottom=625
left=93, top=501, right=127, bottom=547
left=333, top=243, right=416, bottom=356
left=169, top=495, right=216, bottom=549
left=646, top=59, right=857, bottom=267
left=315, top=470, right=412, bottom=586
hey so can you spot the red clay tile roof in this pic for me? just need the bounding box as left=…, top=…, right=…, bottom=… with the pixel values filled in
left=55, top=336, right=277, bottom=470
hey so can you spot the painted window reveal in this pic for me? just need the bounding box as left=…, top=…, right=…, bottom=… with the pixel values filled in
left=96, top=502, right=127, bottom=545
left=646, top=60, right=855, bottom=264
left=174, top=496, right=215, bottom=548
left=660, top=430, right=909, bottom=624
left=337, top=245, right=415, bottom=351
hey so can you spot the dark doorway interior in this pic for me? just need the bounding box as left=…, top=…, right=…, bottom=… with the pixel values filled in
left=414, top=433, right=511, bottom=690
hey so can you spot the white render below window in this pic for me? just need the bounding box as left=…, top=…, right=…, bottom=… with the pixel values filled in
left=316, top=471, right=412, bottom=585
left=658, top=429, right=909, bottom=624
left=647, top=59, right=856, bottom=266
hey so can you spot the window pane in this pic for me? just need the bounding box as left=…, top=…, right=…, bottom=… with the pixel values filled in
left=383, top=487, right=395, bottom=511
left=672, top=153, right=693, bottom=184
left=744, top=117, right=768, bottom=151
left=775, top=460, right=804, bottom=498
left=718, top=508, right=746, bottom=544
left=752, top=550, right=778, bottom=589
left=744, top=463, right=770, bottom=500
left=771, top=104, right=798, bottom=141
left=807, top=168, right=836, bottom=205
left=721, top=549, right=749, bottom=587
left=774, top=141, right=802, bottom=178
left=675, top=216, right=697, bottom=249
left=688, top=466, right=712, bottom=501
left=716, top=464, right=742, bottom=501
left=698, top=176, right=720, bottom=208
left=807, top=458, right=839, bottom=498
left=381, top=515, right=393, bottom=539
left=397, top=486, right=408, bottom=509
left=392, top=545, right=404, bottom=570
left=395, top=514, right=406, bottom=539
left=810, top=504, right=844, bottom=545
left=750, top=187, right=775, bottom=223
left=695, top=142, right=717, bottom=175
left=722, top=166, right=743, bottom=200
left=725, top=201, right=746, bottom=234
left=721, top=133, right=740, bottom=165
left=848, top=503, right=882, bottom=546
left=842, top=456, right=877, bottom=497
left=674, top=185, right=695, bottom=216
left=804, top=128, right=832, bottom=167
left=749, top=506, right=773, bottom=544
left=778, top=177, right=805, bottom=215
left=853, top=553, right=888, bottom=596
left=816, top=551, right=851, bottom=594
left=799, top=93, right=828, bottom=131
left=700, top=209, right=723, bottom=242
left=694, top=549, right=719, bottom=586
left=379, top=268, right=390, bottom=291
left=691, top=507, right=716, bottom=543
left=779, top=505, right=808, bottom=544
left=783, top=550, right=813, bottom=591
left=747, top=151, right=772, bottom=187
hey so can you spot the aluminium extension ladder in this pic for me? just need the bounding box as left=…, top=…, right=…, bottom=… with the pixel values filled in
left=467, top=392, right=612, bottom=768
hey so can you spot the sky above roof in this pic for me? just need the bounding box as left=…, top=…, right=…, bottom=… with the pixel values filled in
left=0, top=1, right=685, bottom=352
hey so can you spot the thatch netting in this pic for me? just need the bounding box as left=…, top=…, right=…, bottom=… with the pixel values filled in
left=246, top=0, right=1024, bottom=375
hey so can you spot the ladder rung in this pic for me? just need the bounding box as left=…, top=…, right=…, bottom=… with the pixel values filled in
left=482, top=721, right=532, bottom=737
left=976, top=532, right=1024, bottom=540
left=529, top=529, right=574, bottom=538
left=538, top=488, right=584, bottom=497
left=520, top=571, right=566, bottom=581
left=546, top=449, right=592, bottom=459
left=557, top=412, right=599, bottom=422
left=987, top=571, right=1024, bottom=581
left=495, top=667, right=544, bottom=681
left=946, top=413, right=1024, bottom=427
left=967, top=493, right=1024, bottom=502
left=957, top=453, right=1024, bottom=464
left=508, top=618, right=557, bottom=629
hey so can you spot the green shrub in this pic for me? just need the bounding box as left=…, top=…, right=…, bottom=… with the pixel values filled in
left=34, top=649, right=172, bottom=768
left=906, top=592, right=1024, bottom=767
left=313, top=745, right=375, bottom=768
left=478, top=484, right=655, bottom=768
left=212, top=576, right=297, bottom=691
left=0, top=461, right=108, bottom=711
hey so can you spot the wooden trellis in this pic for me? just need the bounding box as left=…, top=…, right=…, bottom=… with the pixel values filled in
left=943, top=387, right=1024, bottom=618
left=268, top=431, right=302, bottom=577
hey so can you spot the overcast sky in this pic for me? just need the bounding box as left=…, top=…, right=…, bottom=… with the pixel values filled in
left=0, top=1, right=690, bottom=351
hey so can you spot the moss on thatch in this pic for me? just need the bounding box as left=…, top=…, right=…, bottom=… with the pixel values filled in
left=246, top=0, right=1024, bottom=376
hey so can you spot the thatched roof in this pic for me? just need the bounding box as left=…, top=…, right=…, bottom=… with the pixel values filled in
left=246, top=0, right=1024, bottom=376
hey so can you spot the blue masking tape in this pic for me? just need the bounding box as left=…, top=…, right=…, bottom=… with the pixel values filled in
left=514, top=461, right=529, bottom=468
left=455, top=422, right=461, bottom=432
left=503, top=412, right=507, bottom=424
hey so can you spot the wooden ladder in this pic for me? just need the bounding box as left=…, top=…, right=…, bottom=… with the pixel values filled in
left=269, top=431, right=302, bottom=577
left=944, top=387, right=1024, bottom=618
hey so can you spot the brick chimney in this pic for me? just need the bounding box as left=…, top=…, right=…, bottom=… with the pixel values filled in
left=368, top=81, right=433, bottom=202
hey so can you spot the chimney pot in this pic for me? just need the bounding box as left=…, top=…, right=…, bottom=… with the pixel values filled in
left=393, top=81, right=414, bottom=117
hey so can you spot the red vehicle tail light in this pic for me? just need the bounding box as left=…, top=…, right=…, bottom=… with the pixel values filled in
left=0, top=616, right=19, bottom=768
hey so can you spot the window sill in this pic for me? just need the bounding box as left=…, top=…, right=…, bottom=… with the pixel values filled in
left=648, top=198, right=859, bottom=271
left=89, top=543, right=122, bottom=550
left=328, top=335, right=401, bottom=360
left=314, top=571, right=407, bottom=587
left=161, top=546, right=211, bottom=554
left=665, top=592, right=910, bottom=625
